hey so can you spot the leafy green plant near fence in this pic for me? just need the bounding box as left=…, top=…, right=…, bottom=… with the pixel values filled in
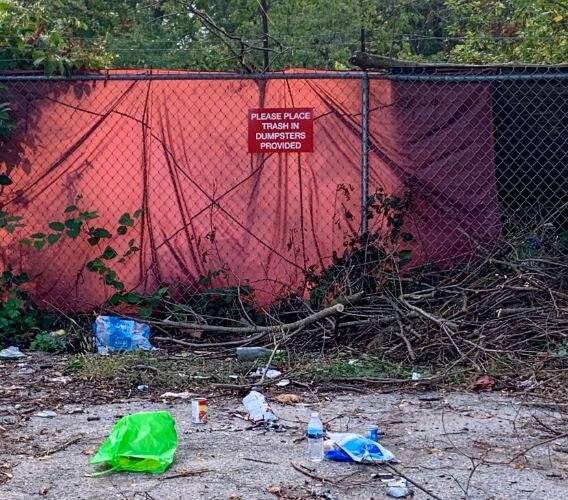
left=306, top=188, right=414, bottom=308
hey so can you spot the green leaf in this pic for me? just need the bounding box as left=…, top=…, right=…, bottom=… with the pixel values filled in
left=64, top=205, right=78, bottom=213
left=101, top=246, right=117, bottom=260
left=87, top=237, right=100, bottom=246
left=398, top=250, right=412, bottom=265
left=66, top=227, right=81, bottom=239
left=78, top=211, right=98, bottom=221
left=139, top=307, right=152, bottom=318
left=133, top=209, right=143, bottom=219
left=33, top=240, right=46, bottom=251
left=86, top=258, right=105, bottom=274
left=125, top=293, right=141, bottom=304
left=48, top=221, right=65, bottom=232
left=0, top=174, right=13, bottom=185
left=20, top=238, right=32, bottom=246
left=119, top=213, right=134, bottom=227
left=31, top=233, right=46, bottom=239
left=108, top=293, right=122, bottom=305
left=107, top=279, right=125, bottom=291
left=91, top=227, right=112, bottom=238
left=47, top=233, right=62, bottom=245
left=117, top=225, right=128, bottom=235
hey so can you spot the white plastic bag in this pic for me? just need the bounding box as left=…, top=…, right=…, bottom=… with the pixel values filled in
left=243, top=390, right=278, bottom=423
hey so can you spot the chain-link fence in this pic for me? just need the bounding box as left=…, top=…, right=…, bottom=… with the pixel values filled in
left=0, top=67, right=566, bottom=311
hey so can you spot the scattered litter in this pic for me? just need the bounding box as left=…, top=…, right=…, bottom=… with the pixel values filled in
left=191, top=398, right=208, bottom=424
left=243, top=390, right=278, bottom=423
left=137, top=384, right=149, bottom=392
left=50, top=376, right=72, bottom=384
left=82, top=449, right=95, bottom=456
left=366, top=424, right=379, bottom=442
left=387, top=487, right=414, bottom=498
left=91, top=411, right=177, bottom=474
left=252, top=367, right=282, bottom=379
left=92, top=316, right=152, bottom=354
left=276, top=379, right=290, bottom=387
left=248, top=421, right=289, bottom=433
left=518, top=375, right=538, bottom=391
left=49, top=329, right=66, bottom=337
left=470, top=375, right=495, bottom=392
left=160, top=391, right=192, bottom=399
left=0, top=346, right=26, bottom=360
left=325, top=433, right=396, bottom=463
left=36, top=411, right=57, bottom=418
left=275, top=394, right=302, bottom=404
left=235, top=346, right=272, bottom=361
left=1, top=416, right=17, bottom=425
left=387, top=479, right=408, bottom=488
left=411, top=372, right=422, bottom=381
left=307, top=412, right=324, bottom=462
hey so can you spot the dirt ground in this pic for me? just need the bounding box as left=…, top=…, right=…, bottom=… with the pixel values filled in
left=1, top=355, right=568, bottom=499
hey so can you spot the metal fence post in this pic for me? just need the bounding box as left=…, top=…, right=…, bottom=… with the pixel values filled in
left=361, top=70, right=369, bottom=236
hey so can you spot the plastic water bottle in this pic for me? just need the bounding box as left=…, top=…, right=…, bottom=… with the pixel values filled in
left=307, top=412, right=324, bottom=462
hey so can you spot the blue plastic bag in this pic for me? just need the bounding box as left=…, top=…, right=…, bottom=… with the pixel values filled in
left=93, top=316, right=152, bottom=354
left=325, top=432, right=396, bottom=463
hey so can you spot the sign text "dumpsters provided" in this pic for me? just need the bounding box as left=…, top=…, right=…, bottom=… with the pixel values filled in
left=248, top=108, right=314, bottom=153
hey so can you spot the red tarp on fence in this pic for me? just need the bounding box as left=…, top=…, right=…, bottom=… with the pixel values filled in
left=0, top=71, right=500, bottom=310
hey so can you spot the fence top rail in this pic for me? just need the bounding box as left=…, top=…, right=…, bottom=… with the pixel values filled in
left=0, top=69, right=567, bottom=83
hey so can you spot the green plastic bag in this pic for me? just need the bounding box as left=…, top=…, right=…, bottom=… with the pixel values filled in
left=90, top=411, right=177, bottom=474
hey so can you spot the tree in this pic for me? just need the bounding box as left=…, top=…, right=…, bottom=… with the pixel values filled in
left=445, top=0, right=568, bottom=64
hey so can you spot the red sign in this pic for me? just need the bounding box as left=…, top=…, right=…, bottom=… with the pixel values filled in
left=248, top=108, right=314, bottom=153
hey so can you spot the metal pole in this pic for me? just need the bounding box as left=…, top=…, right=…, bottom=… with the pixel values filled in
left=261, top=0, right=270, bottom=71
left=361, top=70, right=369, bottom=237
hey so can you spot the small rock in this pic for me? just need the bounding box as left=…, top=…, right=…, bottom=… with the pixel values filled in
left=36, top=411, right=57, bottom=419
left=0, top=346, right=26, bottom=360
left=387, top=487, right=414, bottom=498
left=50, top=376, right=72, bottom=384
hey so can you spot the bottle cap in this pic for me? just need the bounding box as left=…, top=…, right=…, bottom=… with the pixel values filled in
left=311, top=412, right=319, bottom=418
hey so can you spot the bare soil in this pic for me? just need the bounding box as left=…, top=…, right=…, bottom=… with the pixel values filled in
left=1, top=354, right=567, bottom=499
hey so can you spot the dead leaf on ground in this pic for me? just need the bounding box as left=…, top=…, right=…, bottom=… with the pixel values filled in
left=275, top=394, right=302, bottom=404
left=40, top=487, right=50, bottom=495
left=470, top=375, right=495, bottom=392
left=82, top=448, right=95, bottom=456
left=426, top=447, right=442, bottom=454
left=229, top=493, right=242, bottom=500
left=266, top=485, right=282, bottom=494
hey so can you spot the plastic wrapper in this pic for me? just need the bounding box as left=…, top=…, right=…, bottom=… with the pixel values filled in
left=243, top=390, right=278, bottom=423
left=92, top=316, right=152, bottom=353
left=325, top=432, right=396, bottom=463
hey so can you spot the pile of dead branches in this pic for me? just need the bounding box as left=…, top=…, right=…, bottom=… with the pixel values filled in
left=152, top=253, right=567, bottom=393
